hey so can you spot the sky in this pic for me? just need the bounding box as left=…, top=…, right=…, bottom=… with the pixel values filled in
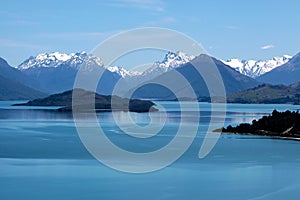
left=1, top=0, right=300, bottom=67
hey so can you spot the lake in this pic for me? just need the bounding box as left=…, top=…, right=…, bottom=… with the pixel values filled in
left=1, top=101, right=300, bottom=200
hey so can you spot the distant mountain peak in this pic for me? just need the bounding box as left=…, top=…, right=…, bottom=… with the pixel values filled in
left=0, top=57, right=10, bottom=67
left=222, top=55, right=291, bottom=78
left=106, top=66, right=142, bottom=78
left=159, top=51, right=195, bottom=68
left=18, top=51, right=94, bottom=70
left=141, top=51, right=195, bottom=76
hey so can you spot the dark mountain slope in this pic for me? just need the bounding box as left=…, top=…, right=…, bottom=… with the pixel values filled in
left=130, top=54, right=260, bottom=100
left=257, top=52, right=300, bottom=85
left=0, top=57, right=46, bottom=100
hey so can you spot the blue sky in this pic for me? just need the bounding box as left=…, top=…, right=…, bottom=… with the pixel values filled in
left=1, top=0, right=300, bottom=67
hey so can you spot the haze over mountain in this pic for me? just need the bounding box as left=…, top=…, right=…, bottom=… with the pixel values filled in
left=0, top=57, right=46, bottom=100
left=257, top=53, right=300, bottom=85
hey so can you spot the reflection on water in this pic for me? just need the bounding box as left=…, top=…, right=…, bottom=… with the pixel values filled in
left=0, top=108, right=73, bottom=120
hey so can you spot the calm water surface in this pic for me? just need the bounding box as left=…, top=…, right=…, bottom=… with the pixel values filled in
left=1, top=101, right=300, bottom=200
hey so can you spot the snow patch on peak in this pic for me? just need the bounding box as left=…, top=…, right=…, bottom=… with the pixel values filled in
left=35, top=52, right=72, bottom=62
left=143, top=51, right=195, bottom=75
left=159, top=51, right=195, bottom=68
left=51, top=52, right=71, bottom=61
left=106, top=66, right=142, bottom=78
left=283, top=54, right=293, bottom=59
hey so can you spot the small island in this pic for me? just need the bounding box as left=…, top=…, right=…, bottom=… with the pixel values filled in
left=221, top=110, right=300, bottom=139
left=13, top=89, right=158, bottom=113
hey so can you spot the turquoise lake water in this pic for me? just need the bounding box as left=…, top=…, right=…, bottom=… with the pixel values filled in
left=1, top=101, right=300, bottom=200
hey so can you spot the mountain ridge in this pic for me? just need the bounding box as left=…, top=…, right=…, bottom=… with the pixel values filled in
left=257, top=52, right=300, bottom=85
left=18, top=51, right=293, bottom=80
left=222, top=55, right=291, bottom=78
left=0, top=57, right=47, bottom=100
left=2, top=51, right=299, bottom=100
left=130, top=54, right=260, bottom=100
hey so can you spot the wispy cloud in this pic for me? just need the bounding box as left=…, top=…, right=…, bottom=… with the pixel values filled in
left=161, top=17, right=176, bottom=23
left=0, top=39, right=42, bottom=49
left=13, top=20, right=39, bottom=25
left=144, top=16, right=176, bottom=26
left=35, top=31, right=120, bottom=40
left=261, top=44, right=275, bottom=50
left=0, top=10, right=39, bottom=26
left=224, top=25, right=239, bottom=30
left=0, top=19, right=39, bottom=26
left=108, top=0, right=164, bottom=12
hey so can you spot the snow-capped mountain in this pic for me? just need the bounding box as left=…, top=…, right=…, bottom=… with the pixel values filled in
left=18, top=51, right=142, bottom=79
left=107, top=66, right=142, bottom=78
left=106, top=51, right=195, bottom=79
left=222, top=55, right=292, bottom=78
left=131, top=54, right=260, bottom=99
left=113, top=51, right=195, bottom=91
left=141, top=51, right=195, bottom=76
left=257, top=52, right=300, bottom=85
left=7, top=50, right=299, bottom=98
left=17, top=52, right=122, bottom=94
left=18, top=51, right=103, bottom=70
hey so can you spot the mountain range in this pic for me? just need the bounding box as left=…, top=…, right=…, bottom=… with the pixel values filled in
left=0, top=50, right=299, bottom=101
left=130, top=54, right=259, bottom=100
left=18, top=51, right=195, bottom=91
left=18, top=52, right=122, bottom=94
left=18, top=51, right=291, bottom=80
left=222, top=55, right=292, bottom=78
left=19, top=51, right=260, bottom=99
